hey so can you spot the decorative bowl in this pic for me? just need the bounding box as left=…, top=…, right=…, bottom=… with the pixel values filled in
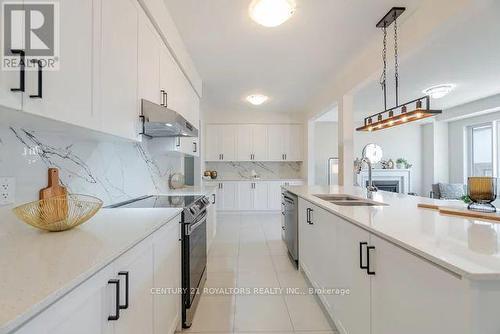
left=12, top=194, right=103, bottom=232
left=467, top=177, right=497, bottom=213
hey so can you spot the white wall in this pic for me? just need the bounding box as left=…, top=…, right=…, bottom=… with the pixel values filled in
left=354, top=123, right=423, bottom=195
left=314, top=122, right=338, bottom=185
left=448, top=111, right=500, bottom=183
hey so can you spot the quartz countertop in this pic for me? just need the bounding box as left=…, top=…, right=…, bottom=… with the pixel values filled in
left=0, top=206, right=182, bottom=333
left=285, top=185, right=500, bottom=280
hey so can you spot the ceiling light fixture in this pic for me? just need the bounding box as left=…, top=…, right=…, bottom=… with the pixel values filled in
left=356, top=7, right=442, bottom=132
left=249, top=0, right=296, bottom=27
left=423, top=84, right=456, bottom=99
left=246, top=94, right=269, bottom=105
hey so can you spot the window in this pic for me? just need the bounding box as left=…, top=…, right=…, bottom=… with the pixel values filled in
left=468, top=124, right=494, bottom=177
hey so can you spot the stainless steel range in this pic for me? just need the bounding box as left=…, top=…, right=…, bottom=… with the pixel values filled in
left=108, top=194, right=210, bottom=328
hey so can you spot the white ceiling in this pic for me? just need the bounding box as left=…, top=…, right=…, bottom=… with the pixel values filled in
left=164, top=0, right=421, bottom=113
left=353, top=0, right=500, bottom=118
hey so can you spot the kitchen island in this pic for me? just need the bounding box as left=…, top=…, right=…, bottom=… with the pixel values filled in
left=284, top=185, right=500, bottom=334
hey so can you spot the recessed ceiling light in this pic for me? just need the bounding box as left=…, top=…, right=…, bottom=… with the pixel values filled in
left=246, top=94, right=269, bottom=105
left=423, top=84, right=456, bottom=99
left=249, top=0, right=296, bottom=27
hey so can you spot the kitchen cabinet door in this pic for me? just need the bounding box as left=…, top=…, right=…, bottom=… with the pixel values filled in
left=267, top=181, right=283, bottom=211
left=285, top=125, right=303, bottom=161
left=221, top=182, right=238, bottom=211
left=138, top=10, right=161, bottom=105
left=333, top=217, right=370, bottom=334
left=159, top=46, right=177, bottom=109
left=253, top=182, right=269, bottom=210
left=268, top=125, right=286, bottom=161
left=220, top=125, right=237, bottom=161
left=22, top=0, right=97, bottom=131
left=370, top=234, right=466, bottom=334
left=153, top=217, right=181, bottom=334
left=236, top=125, right=253, bottom=161
left=252, top=125, right=268, bottom=160
left=13, top=264, right=115, bottom=334
left=238, top=182, right=254, bottom=211
left=99, top=0, right=139, bottom=140
left=205, top=124, right=221, bottom=161
left=216, top=183, right=224, bottom=211
left=113, top=236, right=154, bottom=334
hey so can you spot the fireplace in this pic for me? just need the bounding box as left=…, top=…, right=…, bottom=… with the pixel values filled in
left=366, top=180, right=400, bottom=193
left=357, top=169, right=410, bottom=194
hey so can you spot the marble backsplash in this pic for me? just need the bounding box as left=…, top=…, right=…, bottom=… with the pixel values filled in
left=0, top=125, right=183, bottom=206
left=205, top=162, right=302, bottom=180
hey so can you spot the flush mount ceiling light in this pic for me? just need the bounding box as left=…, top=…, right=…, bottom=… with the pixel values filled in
left=356, top=7, right=442, bottom=132
left=246, top=94, right=269, bottom=105
left=423, top=84, right=456, bottom=99
left=249, top=0, right=296, bottom=27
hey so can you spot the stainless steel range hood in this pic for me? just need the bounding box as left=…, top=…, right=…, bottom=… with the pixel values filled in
left=140, top=99, right=198, bottom=137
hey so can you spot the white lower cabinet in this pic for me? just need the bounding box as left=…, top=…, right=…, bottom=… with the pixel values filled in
left=298, top=198, right=474, bottom=334
left=13, top=215, right=181, bottom=334
left=13, top=264, right=115, bottom=334
left=153, top=218, right=181, bottom=334
left=113, top=236, right=154, bottom=334
left=370, top=234, right=466, bottom=334
left=212, top=180, right=303, bottom=212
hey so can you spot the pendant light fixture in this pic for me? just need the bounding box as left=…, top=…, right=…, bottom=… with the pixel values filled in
left=356, top=7, right=442, bottom=132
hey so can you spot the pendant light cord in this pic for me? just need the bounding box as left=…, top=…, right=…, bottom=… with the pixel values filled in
left=380, top=25, right=388, bottom=111
left=394, top=13, right=399, bottom=106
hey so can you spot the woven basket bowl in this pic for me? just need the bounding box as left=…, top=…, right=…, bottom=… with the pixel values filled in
left=13, top=194, right=103, bottom=232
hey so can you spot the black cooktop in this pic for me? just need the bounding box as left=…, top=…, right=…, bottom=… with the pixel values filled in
left=108, top=195, right=202, bottom=208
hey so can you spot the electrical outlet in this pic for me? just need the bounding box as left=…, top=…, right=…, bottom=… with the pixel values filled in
left=0, top=177, right=16, bottom=205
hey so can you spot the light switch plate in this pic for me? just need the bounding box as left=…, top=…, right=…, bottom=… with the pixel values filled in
left=0, top=177, right=16, bottom=205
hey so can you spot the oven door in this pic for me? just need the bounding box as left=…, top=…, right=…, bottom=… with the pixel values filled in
left=182, top=210, right=207, bottom=328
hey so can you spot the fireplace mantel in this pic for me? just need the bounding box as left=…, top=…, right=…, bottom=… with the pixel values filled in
left=355, top=169, right=411, bottom=194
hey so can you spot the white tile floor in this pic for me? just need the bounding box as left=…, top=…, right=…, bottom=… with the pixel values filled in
left=183, top=213, right=338, bottom=334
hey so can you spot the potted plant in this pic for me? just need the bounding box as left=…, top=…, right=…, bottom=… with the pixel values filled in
left=396, top=158, right=408, bottom=169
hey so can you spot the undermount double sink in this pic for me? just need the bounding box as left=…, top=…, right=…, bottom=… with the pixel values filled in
left=313, top=194, right=388, bottom=207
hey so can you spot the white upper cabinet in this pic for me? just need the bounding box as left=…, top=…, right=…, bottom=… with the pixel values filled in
left=138, top=11, right=161, bottom=105
left=285, top=124, right=303, bottom=161
left=267, top=124, right=287, bottom=161
left=22, top=0, right=97, bottom=130
left=205, top=124, right=236, bottom=161
left=99, top=0, right=139, bottom=140
left=207, top=124, right=302, bottom=162
left=237, top=125, right=268, bottom=161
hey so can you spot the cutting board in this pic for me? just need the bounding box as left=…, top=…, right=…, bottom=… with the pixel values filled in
left=438, top=206, right=500, bottom=222
left=418, top=203, right=500, bottom=223
left=39, top=168, right=68, bottom=223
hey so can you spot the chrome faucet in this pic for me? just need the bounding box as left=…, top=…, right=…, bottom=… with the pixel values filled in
left=361, top=157, right=378, bottom=193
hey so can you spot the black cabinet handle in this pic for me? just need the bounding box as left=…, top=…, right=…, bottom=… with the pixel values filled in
left=29, top=59, right=43, bottom=98
left=193, top=142, right=197, bottom=153
left=359, top=242, right=368, bottom=270
left=211, top=193, right=216, bottom=204
left=367, top=246, right=376, bottom=275
left=306, top=208, right=313, bottom=224
left=108, top=279, right=120, bottom=321
left=118, top=271, right=129, bottom=309
left=176, top=137, right=181, bottom=148
left=10, top=49, right=25, bottom=92
left=221, top=154, right=224, bottom=160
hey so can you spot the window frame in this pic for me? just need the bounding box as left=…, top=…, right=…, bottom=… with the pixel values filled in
left=466, top=122, right=496, bottom=178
